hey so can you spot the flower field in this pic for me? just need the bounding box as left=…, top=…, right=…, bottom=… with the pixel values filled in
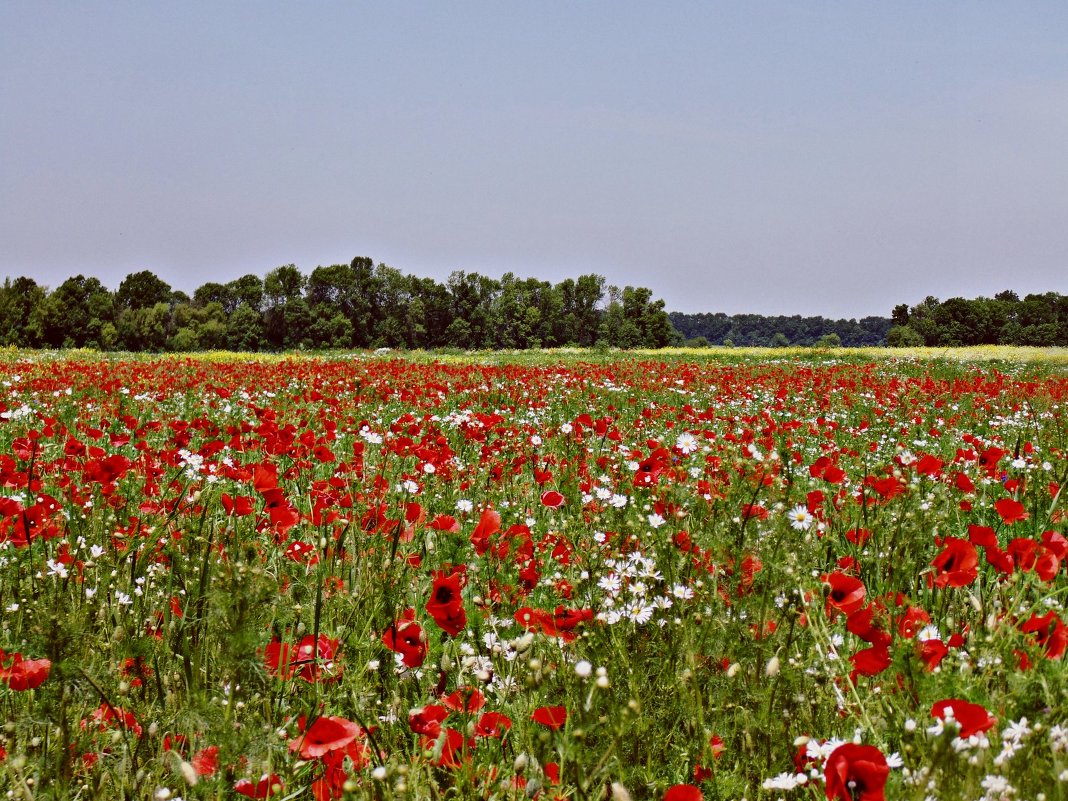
left=1, top=350, right=1067, bottom=801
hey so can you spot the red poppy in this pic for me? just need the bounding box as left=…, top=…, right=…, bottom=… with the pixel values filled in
left=221, top=493, right=255, bottom=516
left=289, top=716, right=361, bottom=759
left=82, top=703, right=142, bottom=737
left=931, top=699, right=996, bottom=738
left=474, top=711, right=512, bottom=738
left=664, top=785, right=703, bottom=801
left=441, top=686, right=485, bottom=713
left=930, top=537, right=978, bottom=588
left=967, top=525, right=997, bottom=547
left=409, top=704, right=449, bottom=737
left=918, top=638, right=949, bottom=671
left=994, top=498, right=1028, bottom=525
left=426, top=572, right=467, bottom=636
left=264, top=635, right=340, bottom=682
left=824, top=743, right=889, bottom=801
left=234, top=774, right=283, bottom=798
left=1019, top=611, right=1068, bottom=660
left=825, top=572, right=866, bottom=617
left=435, top=727, right=469, bottom=769
left=540, top=490, right=565, bottom=508
left=0, top=652, right=51, bottom=690
left=192, top=745, right=219, bottom=776
left=849, top=644, right=891, bottom=683
left=382, top=610, right=427, bottom=668
left=531, top=705, right=567, bottom=729
left=897, top=605, right=931, bottom=639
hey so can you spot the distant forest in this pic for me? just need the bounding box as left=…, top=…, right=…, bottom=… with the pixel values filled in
left=672, top=291, right=1068, bottom=348
left=1, top=260, right=1064, bottom=351
left=0, top=259, right=676, bottom=351
left=669, top=312, right=892, bottom=347
left=887, top=292, right=1068, bottom=347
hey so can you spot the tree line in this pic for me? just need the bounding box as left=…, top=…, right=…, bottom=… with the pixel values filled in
left=887, top=291, right=1068, bottom=347
left=0, top=259, right=676, bottom=351
left=669, top=311, right=892, bottom=347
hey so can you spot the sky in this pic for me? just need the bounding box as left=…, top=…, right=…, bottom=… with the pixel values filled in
left=2, top=3, right=1067, bottom=319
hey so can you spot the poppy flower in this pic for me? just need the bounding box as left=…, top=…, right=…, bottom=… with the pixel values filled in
left=1019, top=611, right=1068, bottom=660
left=825, top=572, right=866, bottom=617
left=540, top=490, right=565, bottom=508
left=897, top=605, right=931, bottom=639
left=289, top=716, right=361, bottom=759
left=435, top=727, right=469, bottom=769
left=918, top=638, right=949, bottom=671
left=531, top=705, right=567, bottom=729
left=664, top=785, right=703, bottom=801
left=931, top=698, right=996, bottom=738
left=192, top=745, right=219, bottom=776
left=234, top=774, right=283, bottom=798
left=409, top=704, right=449, bottom=737
left=930, top=538, right=978, bottom=588
left=264, top=635, right=340, bottom=682
left=441, top=686, right=485, bottom=713
left=849, top=644, right=891, bottom=683
left=994, top=498, right=1028, bottom=525
left=0, top=653, right=51, bottom=690
left=824, top=743, right=889, bottom=801
left=382, top=611, right=427, bottom=667
left=474, top=711, right=512, bottom=738
left=426, top=572, right=467, bottom=636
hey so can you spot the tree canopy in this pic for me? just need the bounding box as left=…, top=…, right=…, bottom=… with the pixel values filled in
left=0, top=260, right=678, bottom=352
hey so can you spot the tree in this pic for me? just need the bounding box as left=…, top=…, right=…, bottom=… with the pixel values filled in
left=227, top=274, right=265, bottom=313
left=115, top=270, right=172, bottom=310
left=263, top=265, right=307, bottom=348
left=38, top=275, right=114, bottom=348
left=226, top=303, right=266, bottom=351
left=0, top=277, right=47, bottom=346
left=886, top=325, right=924, bottom=347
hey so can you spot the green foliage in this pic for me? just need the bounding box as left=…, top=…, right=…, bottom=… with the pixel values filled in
left=899, top=291, right=1068, bottom=347
left=671, top=310, right=893, bottom=347
left=887, top=324, right=924, bottom=347
left=5, top=261, right=1063, bottom=354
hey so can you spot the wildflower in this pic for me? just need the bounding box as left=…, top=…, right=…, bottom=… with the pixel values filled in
left=788, top=505, right=814, bottom=531
left=931, top=699, right=996, bottom=739
left=425, top=572, right=466, bottom=636
left=234, top=774, right=283, bottom=798
left=663, top=785, right=703, bottom=801
left=824, top=743, right=889, bottom=801
left=0, top=652, right=51, bottom=690
left=531, top=705, right=567, bottom=730
left=762, top=772, right=806, bottom=790
left=675, top=433, right=699, bottom=454
left=289, top=715, right=361, bottom=759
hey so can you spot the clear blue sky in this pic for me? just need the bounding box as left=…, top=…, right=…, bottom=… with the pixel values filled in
left=2, top=2, right=1066, bottom=317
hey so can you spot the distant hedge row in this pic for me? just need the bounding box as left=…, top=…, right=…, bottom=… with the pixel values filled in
left=0, top=258, right=674, bottom=351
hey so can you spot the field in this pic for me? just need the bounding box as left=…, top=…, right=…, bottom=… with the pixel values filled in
left=1, top=348, right=1067, bottom=801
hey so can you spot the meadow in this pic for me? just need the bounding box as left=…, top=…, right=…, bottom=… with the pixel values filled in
left=0, top=347, right=1066, bottom=801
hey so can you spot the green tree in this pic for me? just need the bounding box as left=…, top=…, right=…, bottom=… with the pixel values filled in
left=0, top=277, right=47, bottom=346
left=115, top=270, right=173, bottom=310
left=263, top=264, right=307, bottom=348
left=226, top=303, right=266, bottom=351
left=38, top=275, right=114, bottom=348
left=886, top=325, right=924, bottom=347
